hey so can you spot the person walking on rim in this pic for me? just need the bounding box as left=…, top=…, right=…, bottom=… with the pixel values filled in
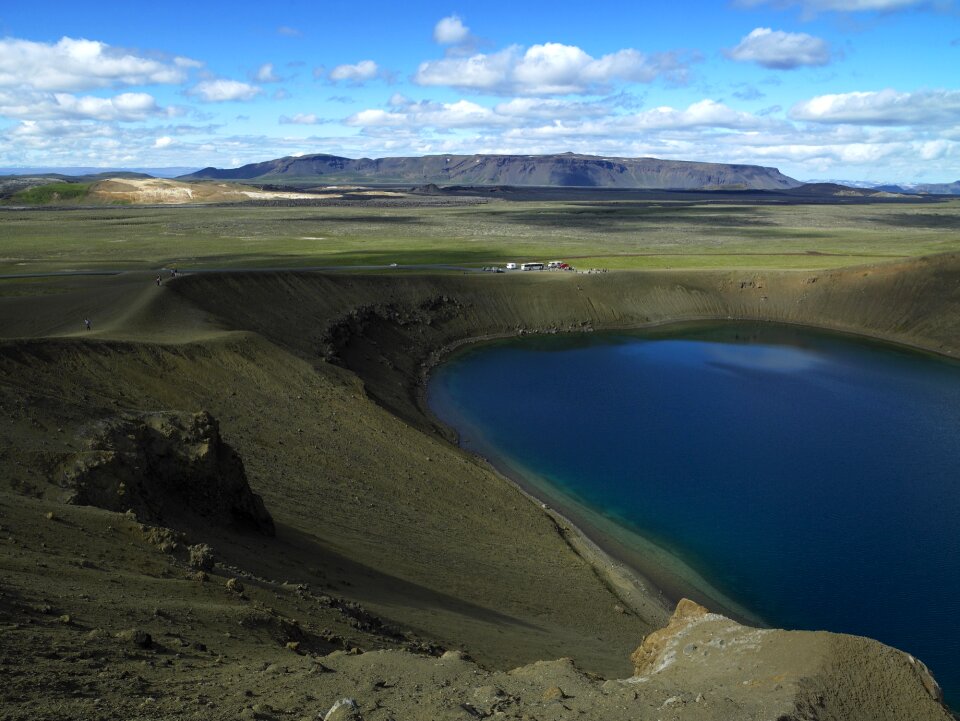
left=84, top=318, right=91, bottom=331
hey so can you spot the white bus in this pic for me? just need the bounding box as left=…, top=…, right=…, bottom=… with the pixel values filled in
left=520, top=262, right=544, bottom=271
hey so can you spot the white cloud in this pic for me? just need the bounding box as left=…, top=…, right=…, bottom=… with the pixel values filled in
left=416, top=47, right=517, bottom=92
left=791, top=88, right=960, bottom=125
left=346, top=99, right=497, bottom=129
left=54, top=92, right=163, bottom=121
left=0, top=89, right=167, bottom=121
left=434, top=15, right=470, bottom=45
left=727, top=28, right=832, bottom=69
left=415, top=43, right=688, bottom=95
left=0, top=36, right=195, bottom=92
left=153, top=136, right=174, bottom=148
left=433, top=15, right=470, bottom=45
left=8, top=119, right=117, bottom=140
left=174, top=57, right=204, bottom=70
left=191, top=79, right=263, bottom=102
left=329, top=60, right=379, bottom=83
left=256, top=63, right=280, bottom=83
left=628, top=99, right=770, bottom=130
left=919, top=139, right=950, bottom=160
left=345, top=96, right=769, bottom=136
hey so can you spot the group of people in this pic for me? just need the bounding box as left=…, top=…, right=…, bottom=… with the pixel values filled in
left=85, top=267, right=181, bottom=331
left=155, top=267, right=179, bottom=286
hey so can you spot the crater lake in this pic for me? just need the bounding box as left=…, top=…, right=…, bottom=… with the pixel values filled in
left=428, top=322, right=960, bottom=704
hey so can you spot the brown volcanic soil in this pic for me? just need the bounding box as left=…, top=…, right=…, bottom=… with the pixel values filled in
left=89, top=177, right=332, bottom=204
left=0, top=256, right=958, bottom=719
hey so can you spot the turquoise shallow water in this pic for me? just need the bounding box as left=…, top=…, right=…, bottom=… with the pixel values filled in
left=427, top=323, right=960, bottom=705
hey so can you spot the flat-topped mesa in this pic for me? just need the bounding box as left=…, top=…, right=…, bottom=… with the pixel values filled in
left=628, top=598, right=948, bottom=721
left=180, top=152, right=801, bottom=190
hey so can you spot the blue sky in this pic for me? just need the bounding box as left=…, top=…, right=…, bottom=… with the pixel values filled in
left=0, top=0, right=958, bottom=182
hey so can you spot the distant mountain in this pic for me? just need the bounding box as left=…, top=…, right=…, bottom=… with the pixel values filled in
left=181, top=152, right=801, bottom=191
left=0, top=167, right=197, bottom=179
left=789, top=182, right=912, bottom=198
left=910, top=181, right=960, bottom=195
left=805, top=178, right=960, bottom=196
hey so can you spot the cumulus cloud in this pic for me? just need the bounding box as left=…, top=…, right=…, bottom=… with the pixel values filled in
left=415, top=43, right=689, bottom=95
left=191, top=79, right=262, bottom=102
left=0, top=89, right=168, bottom=121
left=434, top=15, right=470, bottom=45
left=727, top=28, right=832, bottom=69
left=347, top=99, right=497, bottom=129
left=0, top=119, right=216, bottom=168
left=153, top=136, right=174, bottom=148
left=345, top=95, right=769, bottom=136
left=0, top=36, right=195, bottom=92
left=347, top=95, right=625, bottom=132
left=51, top=92, right=165, bottom=121
left=790, top=88, right=960, bottom=124
left=328, top=60, right=380, bottom=83
left=628, top=99, right=769, bottom=130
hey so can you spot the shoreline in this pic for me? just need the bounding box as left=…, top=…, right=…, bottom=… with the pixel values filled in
left=468, top=443, right=765, bottom=626
left=416, top=323, right=750, bottom=627
left=414, top=314, right=960, bottom=632
left=421, top=341, right=763, bottom=628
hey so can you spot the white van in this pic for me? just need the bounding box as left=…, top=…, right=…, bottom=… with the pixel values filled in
left=505, top=262, right=518, bottom=270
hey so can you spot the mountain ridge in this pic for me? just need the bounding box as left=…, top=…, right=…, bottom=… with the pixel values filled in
left=181, top=152, right=803, bottom=190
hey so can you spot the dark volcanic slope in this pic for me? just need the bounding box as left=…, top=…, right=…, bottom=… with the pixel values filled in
left=181, top=152, right=801, bottom=190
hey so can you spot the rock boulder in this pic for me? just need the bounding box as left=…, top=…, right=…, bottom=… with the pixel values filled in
left=57, top=410, right=274, bottom=535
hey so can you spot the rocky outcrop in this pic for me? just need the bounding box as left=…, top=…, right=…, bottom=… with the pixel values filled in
left=56, top=410, right=274, bottom=535
left=626, top=598, right=950, bottom=720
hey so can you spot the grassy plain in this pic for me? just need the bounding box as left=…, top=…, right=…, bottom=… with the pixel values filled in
left=2, top=196, right=960, bottom=275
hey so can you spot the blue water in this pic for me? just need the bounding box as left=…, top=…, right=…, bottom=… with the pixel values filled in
left=427, top=323, right=960, bottom=704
